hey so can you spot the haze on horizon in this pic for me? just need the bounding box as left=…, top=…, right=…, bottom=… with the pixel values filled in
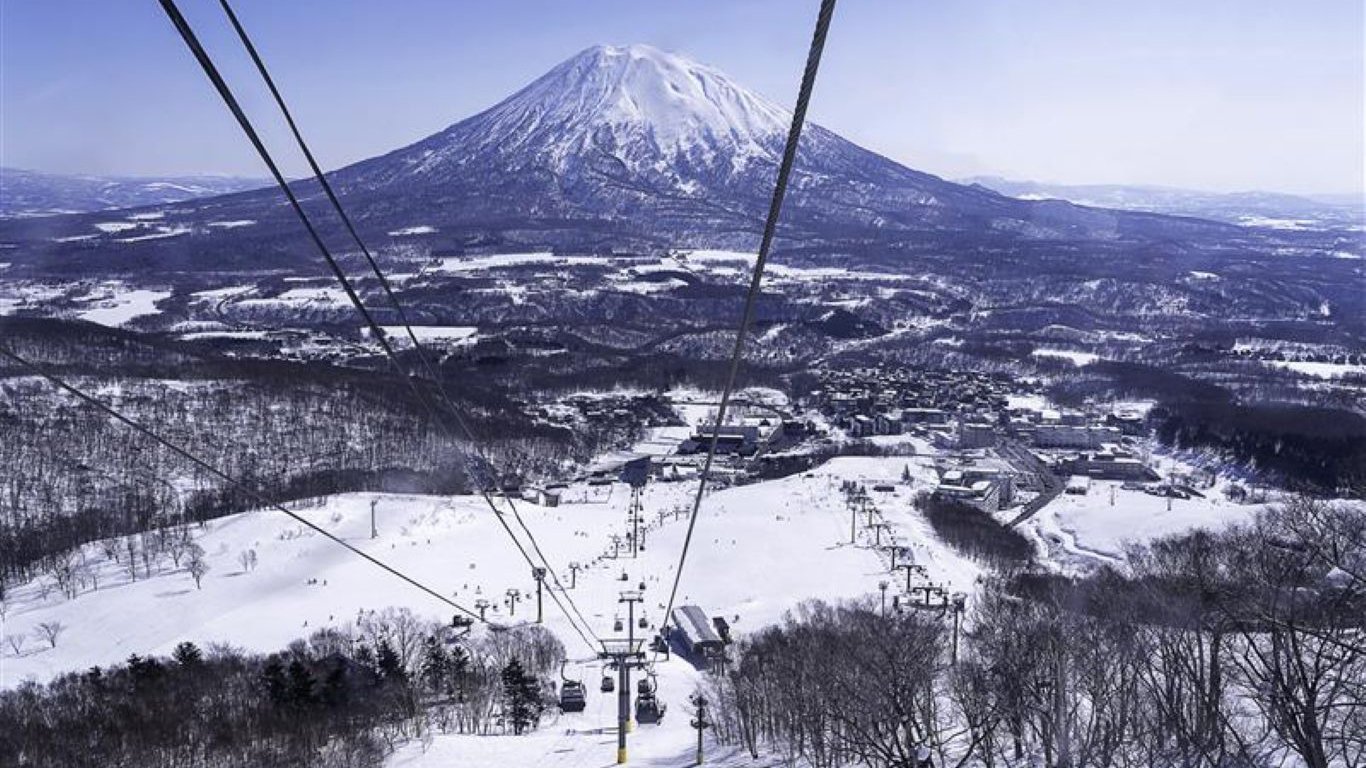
left=2, top=0, right=1362, bottom=197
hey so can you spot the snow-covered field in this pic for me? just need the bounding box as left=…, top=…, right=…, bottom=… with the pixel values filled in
left=76, top=286, right=170, bottom=327
left=0, top=446, right=981, bottom=765
left=1022, top=480, right=1263, bottom=568
left=0, top=390, right=1297, bottom=766
left=366, top=325, right=479, bottom=346
left=428, top=253, right=613, bottom=274
left=388, top=225, right=438, bottom=236
left=1030, top=347, right=1100, bottom=366
left=1266, top=360, right=1366, bottom=379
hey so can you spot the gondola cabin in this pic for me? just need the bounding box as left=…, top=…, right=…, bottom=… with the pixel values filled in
left=558, top=680, right=586, bottom=712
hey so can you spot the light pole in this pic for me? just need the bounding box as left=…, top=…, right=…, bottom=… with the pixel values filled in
left=878, top=580, right=889, bottom=617
left=690, top=692, right=711, bottom=765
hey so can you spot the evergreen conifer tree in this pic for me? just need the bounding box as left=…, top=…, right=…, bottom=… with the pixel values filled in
left=376, top=638, right=405, bottom=682
left=420, top=636, right=448, bottom=695
left=262, top=657, right=288, bottom=705
left=288, top=659, right=316, bottom=706
left=501, top=659, right=543, bottom=735
left=172, top=641, right=203, bottom=668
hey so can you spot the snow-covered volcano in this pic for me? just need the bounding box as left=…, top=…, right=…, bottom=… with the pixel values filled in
left=332, top=43, right=856, bottom=215
left=400, top=44, right=793, bottom=177
left=328, top=42, right=1134, bottom=244
left=1, top=42, right=1292, bottom=273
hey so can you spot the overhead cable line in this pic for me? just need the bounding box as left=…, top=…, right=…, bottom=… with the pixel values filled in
left=0, top=344, right=483, bottom=623
left=215, top=0, right=457, bottom=407
left=157, top=0, right=418, bottom=395
left=160, top=0, right=599, bottom=651
left=214, top=0, right=600, bottom=650
left=658, top=0, right=839, bottom=637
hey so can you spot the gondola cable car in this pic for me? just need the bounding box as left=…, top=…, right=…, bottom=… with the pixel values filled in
left=634, top=671, right=666, bottom=725
left=558, top=661, right=587, bottom=712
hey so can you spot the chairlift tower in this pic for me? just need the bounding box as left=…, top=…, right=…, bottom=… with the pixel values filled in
left=897, top=562, right=927, bottom=594
left=949, top=592, right=967, bottom=665
left=601, top=588, right=648, bottom=765
left=868, top=521, right=891, bottom=547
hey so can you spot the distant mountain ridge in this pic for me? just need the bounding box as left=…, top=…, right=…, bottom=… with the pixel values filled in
left=962, top=175, right=1364, bottom=229
left=0, top=167, right=268, bottom=218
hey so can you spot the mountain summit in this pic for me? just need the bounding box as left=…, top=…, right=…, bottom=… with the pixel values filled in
left=395, top=44, right=793, bottom=177
left=335, top=42, right=832, bottom=224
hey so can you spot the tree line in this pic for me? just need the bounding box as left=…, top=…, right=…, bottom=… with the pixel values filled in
left=706, top=497, right=1364, bottom=768
left=0, top=319, right=646, bottom=599
left=0, top=607, right=565, bottom=768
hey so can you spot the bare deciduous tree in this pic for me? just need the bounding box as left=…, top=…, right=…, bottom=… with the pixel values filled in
left=186, top=544, right=209, bottom=590
left=34, top=621, right=65, bottom=649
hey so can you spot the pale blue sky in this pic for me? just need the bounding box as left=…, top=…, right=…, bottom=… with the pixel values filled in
left=2, top=0, right=1362, bottom=194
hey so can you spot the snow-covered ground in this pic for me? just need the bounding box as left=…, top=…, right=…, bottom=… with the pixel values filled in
left=428, top=253, right=612, bottom=274
left=1022, top=480, right=1263, bottom=569
left=0, top=392, right=1301, bottom=766
left=0, top=450, right=969, bottom=681
left=388, top=225, right=438, bottom=236
left=236, top=286, right=348, bottom=311
left=1030, top=347, right=1100, bottom=366
left=0, top=450, right=982, bottom=768
left=1266, top=360, right=1366, bottom=379
left=366, top=325, right=479, bottom=346
left=77, top=286, right=170, bottom=327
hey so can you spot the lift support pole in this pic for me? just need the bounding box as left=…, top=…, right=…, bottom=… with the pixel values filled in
left=598, top=640, right=645, bottom=764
